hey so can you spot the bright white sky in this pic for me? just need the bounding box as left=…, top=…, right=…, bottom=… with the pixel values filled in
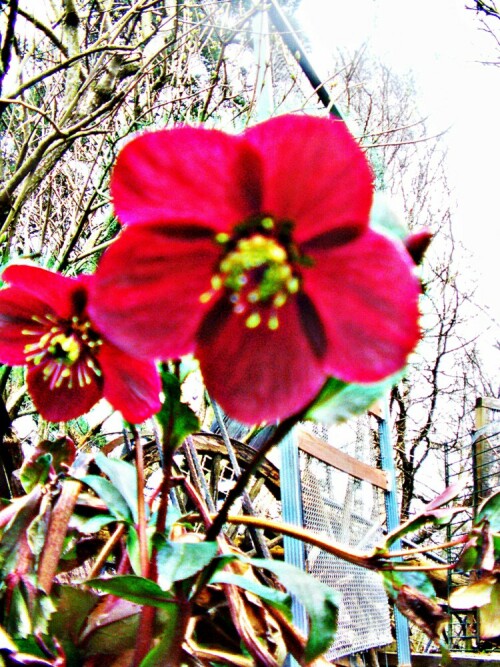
left=296, top=0, right=500, bottom=372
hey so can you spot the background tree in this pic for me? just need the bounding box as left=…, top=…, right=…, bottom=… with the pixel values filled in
left=329, top=49, right=496, bottom=519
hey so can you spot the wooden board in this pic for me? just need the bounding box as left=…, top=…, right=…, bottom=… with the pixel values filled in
left=297, top=428, right=390, bottom=491
left=380, top=652, right=500, bottom=666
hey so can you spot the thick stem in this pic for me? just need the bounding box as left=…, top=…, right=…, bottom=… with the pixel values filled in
left=37, top=479, right=81, bottom=593
left=132, top=425, right=153, bottom=666
left=132, top=426, right=149, bottom=578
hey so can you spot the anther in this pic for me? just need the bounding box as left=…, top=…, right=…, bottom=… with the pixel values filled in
left=245, top=312, right=261, bottom=329
left=268, top=315, right=279, bottom=331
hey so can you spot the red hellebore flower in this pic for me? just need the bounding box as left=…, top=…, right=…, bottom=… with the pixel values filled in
left=0, top=264, right=161, bottom=422
left=90, top=114, right=421, bottom=425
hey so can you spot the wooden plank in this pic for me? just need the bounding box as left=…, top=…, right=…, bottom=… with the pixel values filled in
left=380, top=652, right=500, bottom=666
left=296, top=429, right=389, bottom=491
left=476, top=396, right=500, bottom=411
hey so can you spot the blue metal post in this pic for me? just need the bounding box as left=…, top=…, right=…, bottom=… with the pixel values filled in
left=280, top=429, right=308, bottom=666
left=378, top=397, right=412, bottom=667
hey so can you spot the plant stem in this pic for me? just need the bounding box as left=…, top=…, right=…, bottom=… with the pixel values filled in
left=38, top=479, right=81, bottom=593
left=212, top=514, right=373, bottom=569
left=88, top=524, right=125, bottom=578
left=132, top=425, right=149, bottom=578
left=132, top=425, right=153, bottom=667
left=380, top=535, right=468, bottom=559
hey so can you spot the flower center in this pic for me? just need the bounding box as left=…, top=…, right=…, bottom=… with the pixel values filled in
left=201, top=219, right=305, bottom=330
left=23, top=314, right=103, bottom=390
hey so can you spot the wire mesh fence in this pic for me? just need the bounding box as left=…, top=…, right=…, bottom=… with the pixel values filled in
left=445, top=397, right=500, bottom=652
left=300, top=417, right=393, bottom=660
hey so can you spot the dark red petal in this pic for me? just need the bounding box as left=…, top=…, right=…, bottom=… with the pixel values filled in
left=27, top=363, right=102, bottom=422
left=2, top=264, right=83, bottom=320
left=99, top=343, right=161, bottom=423
left=196, top=298, right=326, bottom=425
left=0, top=287, right=55, bottom=365
left=243, top=115, right=373, bottom=243
left=111, top=127, right=263, bottom=231
left=305, top=229, right=421, bottom=383
left=404, top=229, right=433, bottom=265
left=89, top=225, right=219, bottom=360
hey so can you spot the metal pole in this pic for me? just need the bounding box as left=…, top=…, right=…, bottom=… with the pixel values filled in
left=378, top=397, right=412, bottom=667
left=267, top=0, right=343, bottom=119
left=280, top=429, right=308, bottom=666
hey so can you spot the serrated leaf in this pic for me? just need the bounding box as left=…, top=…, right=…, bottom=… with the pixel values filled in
left=210, top=571, right=291, bottom=618
left=87, top=575, right=176, bottom=609
left=0, top=487, right=42, bottom=576
left=94, top=452, right=142, bottom=524
left=80, top=474, right=132, bottom=523
left=155, top=539, right=218, bottom=591
left=49, top=585, right=99, bottom=642
left=306, top=373, right=402, bottom=425
left=156, top=370, right=200, bottom=450
left=249, top=558, right=339, bottom=661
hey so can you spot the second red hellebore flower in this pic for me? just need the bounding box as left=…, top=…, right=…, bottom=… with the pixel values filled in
left=0, top=264, right=161, bottom=422
left=90, top=114, right=421, bottom=424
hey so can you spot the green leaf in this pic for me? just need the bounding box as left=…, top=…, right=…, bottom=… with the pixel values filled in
left=19, top=437, right=76, bottom=493
left=210, top=571, right=291, bottom=618
left=479, top=579, right=500, bottom=639
left=155, top=539, right=218, bottom=591
left=0, top=487, right=42, bottom=576
left=80, top=474, right=132, bottom=523
left=457, top=544, right=480, bottom=572
left=156, top=370, right=200, bottom=450
left=27, top=509, right=50, bottom=558
left=449, top=577, right=495, bottom=610
left=49, top=585, right=99, bottom=642
left=126, top=525, right=145, bottom=576
left=79, top=598, right=142, bottom=656
left=476, top=491, right=500, bottom=532
left=94, top=452, right=142, bottom=524
left=249, top=558, right=339, bottom=661
left=87, top=575, right=176, bottom=609
left=306, top=373, right=402, bottom=425
left=384, top=507, right=462, bottom=548
left=139, top=607, right=180, bottom=667
left=19, top=453, right=52, bottom=493
left=382, top=570, right=436, bottom=600
left=71, top=513, right=116, bottom=534
left=384, top=483, right=466, bottom=548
